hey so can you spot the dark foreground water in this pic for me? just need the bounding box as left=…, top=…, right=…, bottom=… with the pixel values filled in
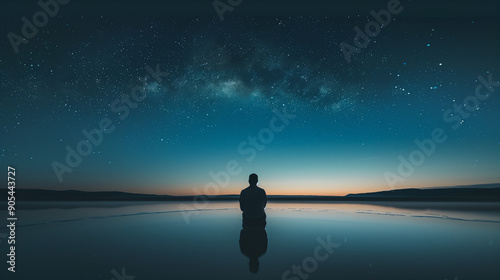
left=1, top=201, right=499, bottom=280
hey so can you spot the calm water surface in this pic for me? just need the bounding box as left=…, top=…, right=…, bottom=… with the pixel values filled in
left=2, top=201, right=499, bottom=280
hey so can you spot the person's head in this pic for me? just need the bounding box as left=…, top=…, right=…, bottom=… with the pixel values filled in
left=249, top=173, right=258, bottom=186
left=249, top=258, right=260, bottom=273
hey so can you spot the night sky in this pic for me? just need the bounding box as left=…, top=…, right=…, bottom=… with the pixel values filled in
left=1, top=0, right=499, bottom=196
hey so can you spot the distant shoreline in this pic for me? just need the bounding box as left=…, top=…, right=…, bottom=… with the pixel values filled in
left=6, top=184, right=500, bottom=202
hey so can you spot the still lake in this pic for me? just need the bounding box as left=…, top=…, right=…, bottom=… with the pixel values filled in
left=2, top=201, right=500, bottom=280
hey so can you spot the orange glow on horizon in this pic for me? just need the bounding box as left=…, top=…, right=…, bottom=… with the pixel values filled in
left=44, top=179, right=499, bottom=197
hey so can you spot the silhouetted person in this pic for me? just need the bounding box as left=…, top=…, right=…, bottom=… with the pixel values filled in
left=239, top=226, right=268, bottom=273
left=239, top=173, right=267, bottom=228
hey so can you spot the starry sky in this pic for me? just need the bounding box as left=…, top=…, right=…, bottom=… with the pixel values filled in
left=1, top=0, right=500, bottom=196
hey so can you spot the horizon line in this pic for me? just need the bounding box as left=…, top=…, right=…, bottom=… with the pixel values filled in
left=18, top=182, right=500, bottom=197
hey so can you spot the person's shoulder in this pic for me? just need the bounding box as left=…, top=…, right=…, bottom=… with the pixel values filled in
left=257, top=186, right=266, bottom=193
left=240, top=186, right=251, bottom=194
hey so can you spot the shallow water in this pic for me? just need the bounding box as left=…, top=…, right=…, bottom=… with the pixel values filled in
left=1, top=201, right=499, bottom=279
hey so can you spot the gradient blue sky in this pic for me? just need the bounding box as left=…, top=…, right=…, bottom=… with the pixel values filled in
left=1, top=0, right=499, bottom=196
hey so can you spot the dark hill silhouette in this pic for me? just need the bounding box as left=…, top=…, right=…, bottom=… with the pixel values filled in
left=4, top=183, right=500, bottom=202
left=347, top=185, right=500, bottom=198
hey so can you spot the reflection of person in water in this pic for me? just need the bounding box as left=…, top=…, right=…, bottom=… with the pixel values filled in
left=239, top=173, right=268, bottom=273
left=239, top=226, right=268, bottom=273
left=239, top=173, right=267, bottom=228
